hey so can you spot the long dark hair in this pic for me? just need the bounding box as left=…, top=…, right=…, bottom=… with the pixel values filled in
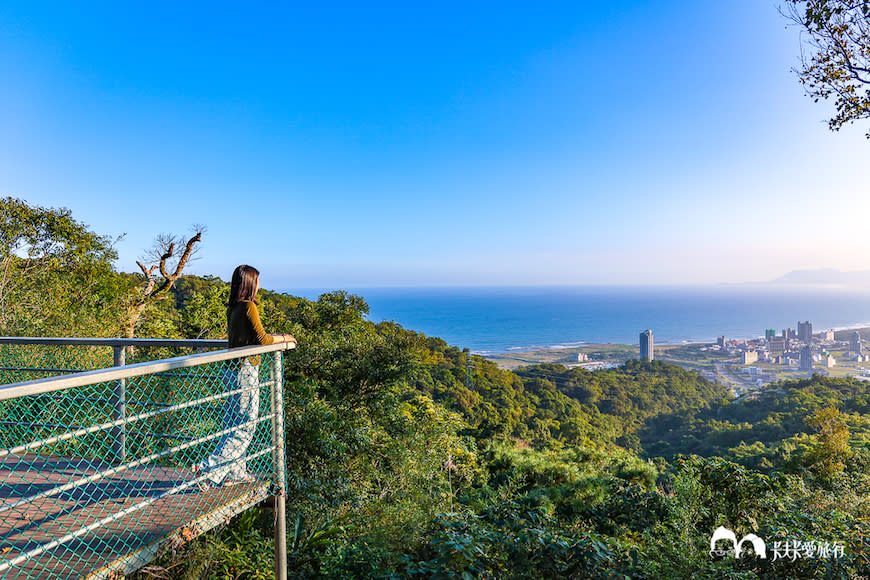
left=229, top=264, right=260, bottom=309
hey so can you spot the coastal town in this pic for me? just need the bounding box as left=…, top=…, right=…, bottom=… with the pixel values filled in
left=639, top=324, right=870, bottom=395
left=485, top=322, right=870, bottom=396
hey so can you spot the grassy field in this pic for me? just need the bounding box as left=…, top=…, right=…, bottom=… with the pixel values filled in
left=484, top=343, right=636, bottom=370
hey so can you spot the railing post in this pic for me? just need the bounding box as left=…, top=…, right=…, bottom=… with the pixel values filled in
left=271, top=350, right=287, bottom=580
left=112, top=346, right=126, bottom=463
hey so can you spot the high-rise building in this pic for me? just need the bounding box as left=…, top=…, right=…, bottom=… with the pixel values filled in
left=765, top=329, right=776, bottom=341
left=640, top=330, right=654, bottom=361
left=800, top=346, right=813, bottom=371
left=798, top=321, right=813, bottom=342
left=851, top=331, right=862, bottom=355
left=769, top=337, right=786, bottom=354
left=783, top=328, right=796, bottom=341
left=717, top=336, right=726, bottom=348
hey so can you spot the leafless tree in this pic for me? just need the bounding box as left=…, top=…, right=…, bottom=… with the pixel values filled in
left=122, top=229, right=203, bottom=338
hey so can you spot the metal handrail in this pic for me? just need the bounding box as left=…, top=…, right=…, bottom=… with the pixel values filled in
left=0, top=342, right=295, bottom=401
left=0, top=337, right=227, bottom=348
left=0, top=338, right=293, bottom=579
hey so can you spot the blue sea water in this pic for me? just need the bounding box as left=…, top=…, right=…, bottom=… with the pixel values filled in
left=290, top=286, right=870, bottom=354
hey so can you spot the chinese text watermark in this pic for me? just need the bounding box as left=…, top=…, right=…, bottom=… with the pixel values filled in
left=710, top=526, right=846, bottom=561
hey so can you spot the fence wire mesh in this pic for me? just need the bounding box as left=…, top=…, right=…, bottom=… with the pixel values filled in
left=0, top=343, right=112, bottom=384
left=0, top=341, right=224, bottom=385
left=0, top=339, right=287, bottom=580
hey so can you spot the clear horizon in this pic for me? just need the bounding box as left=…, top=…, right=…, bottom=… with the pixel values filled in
left=292, top=284, right=870, bottom=353
left=3, top=1, right=869, bottom=290
left=283, top=279, right=870, bottom=292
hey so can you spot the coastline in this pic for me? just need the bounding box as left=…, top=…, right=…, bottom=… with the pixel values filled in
left=286, top=285, right=870, bottom=356
left=476, top=320, right=870, bottom=357
left=484, top=326, right=870, bottom=372
left=484, top=343, right=635, bottom=371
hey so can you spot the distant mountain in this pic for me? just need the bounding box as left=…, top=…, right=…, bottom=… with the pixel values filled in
left=769, top=268, right=870, bottom=287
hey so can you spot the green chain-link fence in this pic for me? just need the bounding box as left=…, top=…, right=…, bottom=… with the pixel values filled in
left=0, top=338, right=230, bottom=384
left=0, top=338, right=292, bottom=579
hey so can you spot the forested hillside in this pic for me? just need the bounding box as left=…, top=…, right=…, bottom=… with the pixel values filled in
left=642, top=375, right=870, bottom=472
left=3, top=198, right=869, bottom=578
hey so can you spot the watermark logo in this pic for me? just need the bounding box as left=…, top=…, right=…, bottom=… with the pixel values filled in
left=709, top=527, right=845, bottom=561
left=710, top=526, right=766, bottom=559
left=769, top=540, right=845, bottom=562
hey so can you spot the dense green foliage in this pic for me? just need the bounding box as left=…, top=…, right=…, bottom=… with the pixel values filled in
left=4, top=198, right=869, bottom=578
left=0, top=197, right=124, bottom=336
left=513, top=361, right=730, bottom=450
left=642, top=375, right=870, bottom=473
left=395, top=340, right=729, bottom=453
left=130, top=286, right=870, bottom=578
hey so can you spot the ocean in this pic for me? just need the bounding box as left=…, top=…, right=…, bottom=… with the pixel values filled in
left=290, top=285, right=870, bottom=354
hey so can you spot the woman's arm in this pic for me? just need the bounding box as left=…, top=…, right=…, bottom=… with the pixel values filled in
left=245, top=302, right=296, bottom=346
left=270, top=333, right=296, bottom=346
left=245, top=302, right=275, bottom=345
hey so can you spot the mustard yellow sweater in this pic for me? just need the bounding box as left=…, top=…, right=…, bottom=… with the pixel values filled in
left=227, top=301, right=273, bottom=364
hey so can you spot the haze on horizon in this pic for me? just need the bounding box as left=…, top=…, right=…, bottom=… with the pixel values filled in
left=2, top=1, right=869, bottom=291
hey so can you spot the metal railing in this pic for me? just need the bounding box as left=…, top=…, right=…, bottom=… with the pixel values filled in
left=0, top=337, right=293, bottom=580
left=0, top=337, right=228, bottom=465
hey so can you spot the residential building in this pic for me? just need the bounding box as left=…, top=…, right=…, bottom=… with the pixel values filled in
left=640, top=330, right=654, bottom=361
left=769, top=337, right=786, bottom=354
left=798, top=321, right=813, bottom=342
left=741, top=351, right=758, bottom=364
left=800, top=346, right=813, bottom=372
left=851, top=331, right=862, bottom=355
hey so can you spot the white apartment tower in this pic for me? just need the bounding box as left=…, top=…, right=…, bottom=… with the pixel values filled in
left=640, top=329, right=654, bottom=361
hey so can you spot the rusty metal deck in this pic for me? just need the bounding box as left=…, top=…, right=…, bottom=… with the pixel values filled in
left=0, top=455, right=270, bottom=580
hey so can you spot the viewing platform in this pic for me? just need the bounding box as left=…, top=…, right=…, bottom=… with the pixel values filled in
left=0, top=337, right=294, bottom=579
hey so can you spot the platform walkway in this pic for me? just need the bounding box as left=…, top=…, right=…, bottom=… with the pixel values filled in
left=0, top=338, right=292, bottom=580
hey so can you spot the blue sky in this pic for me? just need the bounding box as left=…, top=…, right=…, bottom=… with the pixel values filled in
left=2, top=1, right=868, bottom=291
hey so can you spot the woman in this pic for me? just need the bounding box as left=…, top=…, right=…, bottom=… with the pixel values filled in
left=195, top=264, right=295, bottom=487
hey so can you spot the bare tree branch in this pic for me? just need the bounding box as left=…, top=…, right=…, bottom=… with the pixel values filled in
left=122, top=230, right=203, bottom=338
